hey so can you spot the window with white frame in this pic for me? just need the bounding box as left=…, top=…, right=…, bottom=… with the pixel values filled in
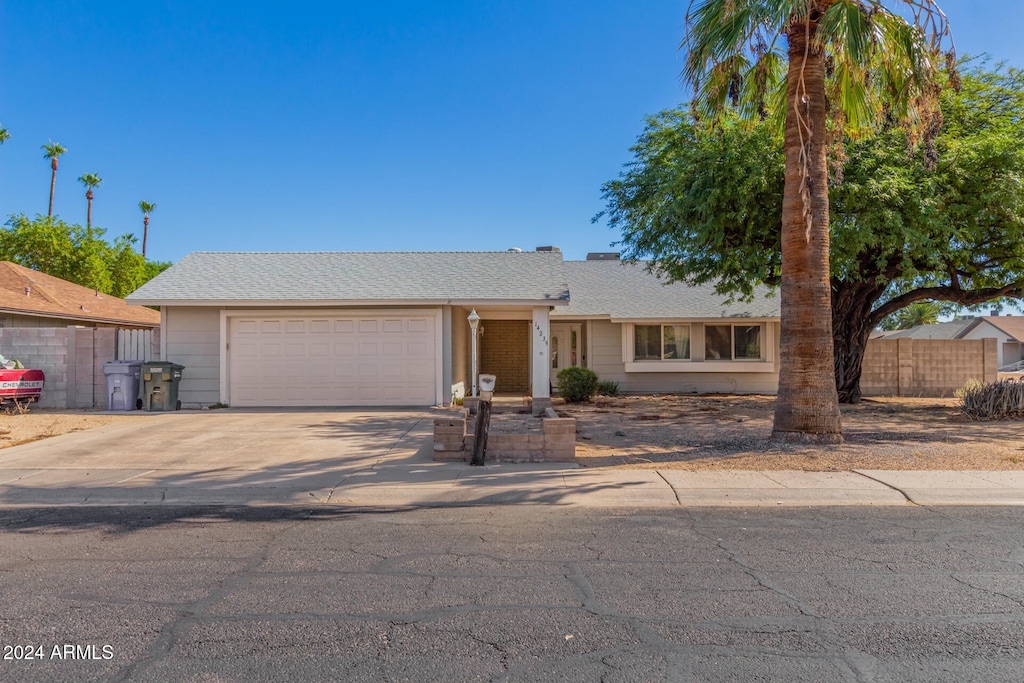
left=705, top=323, right=762, bottom=361
left=633, top=324, right=690, bottom=361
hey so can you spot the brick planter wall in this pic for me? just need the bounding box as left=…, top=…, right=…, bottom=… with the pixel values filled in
left=433, top=410, right=576, bottom=463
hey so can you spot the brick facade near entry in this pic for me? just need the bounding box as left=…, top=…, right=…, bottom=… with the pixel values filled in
left=479, top=320, right=530, bottom=393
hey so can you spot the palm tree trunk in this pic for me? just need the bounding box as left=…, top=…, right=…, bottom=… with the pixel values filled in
left=143, top=215, right=149, bottom=258
left=48, top=159, right=57, bottom=218
left=86, top=190, right=93, bottom=238
left=771, top=18, right=843, bottom=442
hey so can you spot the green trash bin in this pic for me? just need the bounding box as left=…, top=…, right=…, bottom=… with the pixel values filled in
left=142, top=362, right=184, bottom=411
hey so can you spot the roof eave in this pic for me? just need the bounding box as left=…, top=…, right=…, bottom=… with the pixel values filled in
left=125, top=297, right=570, bottom=308
left=0, top=306, right=160, bottom=327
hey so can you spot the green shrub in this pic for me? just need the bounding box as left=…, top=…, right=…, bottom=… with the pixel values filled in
left=596, top=380, right=619, bottom=396
left=957, top=377, right=1024, bottom=420
left=557, top=367, right=599, bottom=403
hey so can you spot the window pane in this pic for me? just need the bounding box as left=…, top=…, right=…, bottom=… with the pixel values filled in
left=734, top=325, right=762, bottom=359
left=663, top=325, right=690, bottom=359
left=705, top=325, right=732, bottom=360
left=551, top=335, right=559, bottom=369
left=633, top=325, right=661, bottom=361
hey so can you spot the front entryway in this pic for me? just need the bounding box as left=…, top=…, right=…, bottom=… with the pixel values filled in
left=479, top=320, right=530, bottom=393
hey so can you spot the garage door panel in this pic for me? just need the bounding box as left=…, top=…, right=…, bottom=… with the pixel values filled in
left=230, top=313, right=436, bottom=407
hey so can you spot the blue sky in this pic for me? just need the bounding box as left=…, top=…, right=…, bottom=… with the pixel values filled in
left=1, top=1, right=1021, bottom=264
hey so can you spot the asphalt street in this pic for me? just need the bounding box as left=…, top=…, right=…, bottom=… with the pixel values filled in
left=1, top=505, right=1023, bottom=682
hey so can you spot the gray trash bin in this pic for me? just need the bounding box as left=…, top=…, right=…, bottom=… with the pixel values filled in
left=102, top=360, right=144, bottom=411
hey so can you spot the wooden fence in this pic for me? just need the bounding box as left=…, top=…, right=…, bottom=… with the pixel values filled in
left=115, top=328, right=159, bottom=362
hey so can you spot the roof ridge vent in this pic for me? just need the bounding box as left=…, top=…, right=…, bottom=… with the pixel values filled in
left=535, top=246, right=561, bottom=252
left=586, top=252, right=620, bottom=261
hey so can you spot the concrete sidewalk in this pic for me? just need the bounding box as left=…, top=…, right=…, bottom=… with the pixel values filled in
left=3, top=460, right=1024, bottom=507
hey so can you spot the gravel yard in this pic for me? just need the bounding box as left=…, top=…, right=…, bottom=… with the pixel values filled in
left=561, top=394, right=1024, bottom=471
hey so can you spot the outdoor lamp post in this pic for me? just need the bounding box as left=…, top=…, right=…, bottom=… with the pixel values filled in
left=468, top=308, right=481, bottom=397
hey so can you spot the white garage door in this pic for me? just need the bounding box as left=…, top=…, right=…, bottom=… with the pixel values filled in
left=229, top=314, right=437, bottom=407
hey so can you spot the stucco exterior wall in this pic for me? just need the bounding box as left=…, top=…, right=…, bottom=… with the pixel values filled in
left=165, top=307, right=221, bottom=407
left=586, top=319, right=781, bottom=394
left=959, top=322, right=1023, bottom=368
left=449, top=305, right=472, bottom=397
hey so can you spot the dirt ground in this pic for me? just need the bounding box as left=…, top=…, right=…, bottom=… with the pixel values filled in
left=560, top=394, right=1024, bottom=471
left=0, top=409, right=134, bottom=450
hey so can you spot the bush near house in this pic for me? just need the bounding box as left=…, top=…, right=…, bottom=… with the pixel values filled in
left=557, top=367, right=599, bottom=403
left=596, top=380, right=619, bottom=396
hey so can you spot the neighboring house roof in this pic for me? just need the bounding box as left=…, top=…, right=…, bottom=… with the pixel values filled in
left=0, top=261, right=160, bottom=327
left=881, top=319, right=978, bottom=339
left=552, top=260, right=780, bottom=320
left=126, top=251, right=570, bottom=306
left=882, top=317, right=1024, bottom=341
left=977, top=316, right=1024, bottom=343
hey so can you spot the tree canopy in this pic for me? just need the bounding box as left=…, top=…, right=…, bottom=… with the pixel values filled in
left=0, top=214, right=171, bottom=299
left=600, top=64, right=1024, bottom=401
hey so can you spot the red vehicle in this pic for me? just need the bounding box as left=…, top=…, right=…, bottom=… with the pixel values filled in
left=0, top=369, right=45, bottom=404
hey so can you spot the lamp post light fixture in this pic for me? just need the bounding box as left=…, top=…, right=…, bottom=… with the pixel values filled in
left=468, top=308, right=481, bottom=397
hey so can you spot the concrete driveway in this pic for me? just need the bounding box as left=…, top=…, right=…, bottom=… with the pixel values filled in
left=0, top=409, right=439, bottom=506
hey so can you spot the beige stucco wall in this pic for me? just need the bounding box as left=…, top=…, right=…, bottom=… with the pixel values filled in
left=450, top=305, right=471, bottom=396
left=586, top=319, right=781, bottom=394
left=164, top=307, right=221, bottom=407
left=959, top=322, right=1024, bottom=368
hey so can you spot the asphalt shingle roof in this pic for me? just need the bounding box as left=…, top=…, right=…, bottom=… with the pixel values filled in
left=882, top=319, right=978, bottom=339
left=552, top=260, right=779, bottom=319
left=127, top=251, right=570, bottom=304
left=0, top=261, right=160, bottom=326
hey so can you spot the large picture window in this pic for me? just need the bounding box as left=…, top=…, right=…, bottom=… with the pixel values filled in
left=633, top=324, right=690, bottom=361
left=705, top=324, right=762, bottom=361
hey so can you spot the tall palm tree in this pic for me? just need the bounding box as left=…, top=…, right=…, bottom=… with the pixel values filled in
left=42, top=140, right=67, bottom=218
left=0, top=125, right=9, bottom=145
left=682, top=0, right=952, bottom=442
left=78, top=173, right=102, bottom=238
left=138, top=200, right=156, bottom=258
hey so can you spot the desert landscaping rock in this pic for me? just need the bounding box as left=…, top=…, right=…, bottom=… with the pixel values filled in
left=562, top=395, right=1024, bottom=471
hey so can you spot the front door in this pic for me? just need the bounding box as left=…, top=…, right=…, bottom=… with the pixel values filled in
left=550, top=323, right=581, bottom=386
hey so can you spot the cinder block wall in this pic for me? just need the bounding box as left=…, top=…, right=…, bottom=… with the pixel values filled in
left=433, top=410, right=576, bottom=463
left=0, top=328, right=69, bottom=408
left=861, top=338, right=998, bottom=397
left=0, top=326, right=116, bottom=408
